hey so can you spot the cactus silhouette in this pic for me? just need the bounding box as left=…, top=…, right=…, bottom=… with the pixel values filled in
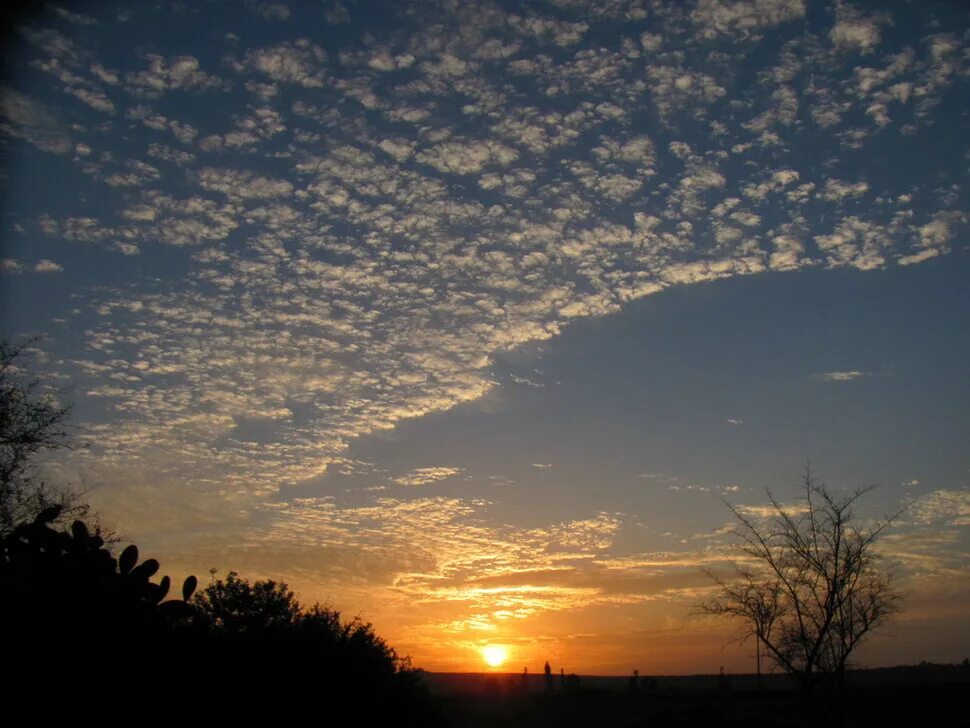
left=1, top=510, right=440, bottom=725
left=182, top=574, right=198, bottom=601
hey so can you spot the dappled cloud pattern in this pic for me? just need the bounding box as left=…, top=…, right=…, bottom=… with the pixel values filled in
left=2, top=0, right=968, bottom=670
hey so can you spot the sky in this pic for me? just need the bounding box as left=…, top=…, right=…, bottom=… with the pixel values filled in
left=1, top=0, right=968, bottom=675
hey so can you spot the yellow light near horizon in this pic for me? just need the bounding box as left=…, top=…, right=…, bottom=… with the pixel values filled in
left=481, top=644, right=509, bottom=668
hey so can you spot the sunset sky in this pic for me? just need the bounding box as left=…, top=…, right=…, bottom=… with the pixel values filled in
left=1, top=0, right=968, bottom=674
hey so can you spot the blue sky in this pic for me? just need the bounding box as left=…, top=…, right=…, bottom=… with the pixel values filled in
left=1, top=0, right=968, bottom=673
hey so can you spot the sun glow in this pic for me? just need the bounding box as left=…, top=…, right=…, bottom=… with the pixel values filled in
left=481, top=644, right=509, bottom=668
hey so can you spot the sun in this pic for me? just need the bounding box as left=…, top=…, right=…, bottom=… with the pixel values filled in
left=481, top=644, right=509, bottom=668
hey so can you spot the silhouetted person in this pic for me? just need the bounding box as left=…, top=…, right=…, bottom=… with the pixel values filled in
left=560, top=667, right=565, bottom=690
left=544, top=661, right=552, bottom=692
left=629, top=668, right=640, bottom=694
left=521, top=666, right=528, bottom=691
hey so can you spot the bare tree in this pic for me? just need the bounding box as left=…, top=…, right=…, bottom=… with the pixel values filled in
left=699, top=467, right=902, bottom=706
left=0, top=337, right=81, bottom=533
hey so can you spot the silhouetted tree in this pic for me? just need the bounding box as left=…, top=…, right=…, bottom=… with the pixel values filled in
left=0, top=505, right=197, bottom=713
left=699, top=467, right=901, bottom=723
left=190, top=570, right=438, bottom=724
left=0, top=338, right=84, bottom=534
left=2, top=512, right=440, bottom=723
left=193, top=569, right=300, bottom=633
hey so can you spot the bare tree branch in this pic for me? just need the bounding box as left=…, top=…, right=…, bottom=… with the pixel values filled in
left=698, top=468, right=902, bottom=700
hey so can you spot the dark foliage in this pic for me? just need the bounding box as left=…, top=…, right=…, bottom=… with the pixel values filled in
left=0, top=511, right=440, bottom=725
left=0, top=505, right=195, bottom=643
left=191, top=570, right=439, bottom=724
left=0, top=338, right=80, bottom=534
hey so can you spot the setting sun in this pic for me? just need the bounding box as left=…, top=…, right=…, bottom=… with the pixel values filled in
left=481, top=645, right=509, bottom=668
left=3, top=1, right=969, bottom=718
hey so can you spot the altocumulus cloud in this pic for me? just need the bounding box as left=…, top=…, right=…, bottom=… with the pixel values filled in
left=1, top=0, right=968, bottom=638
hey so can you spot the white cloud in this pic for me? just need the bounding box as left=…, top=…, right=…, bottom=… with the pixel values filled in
left=509, top=14, right=589, bottom=47
left=814, top=217, right=890, bottom=270
left=814, top=371, right=869, bottom=382
left=393, top=467, right=464, bottom=487
left=0, top=87, right=71, bottom=153
left=819, top=178, right=869, bottom=202
left=907, top=490, right=970, bottom=527
left=8, top=3, right=966, bottom=640
left=197, top=168, right=294, bottom=199
left=104, top=159, right=161, bottom=187
left=769, top=235, right=805, bottom=270
left=126, top=55, right=229, bottom=97
left=830, top=5, right=885, bottom=54
left=691, top=0, right=806, bottom=40
left=416, top=138, right=519, bottom=174
left=237, top=40, right=327, bottom=87
left=34, top=259, right=64, bottom=273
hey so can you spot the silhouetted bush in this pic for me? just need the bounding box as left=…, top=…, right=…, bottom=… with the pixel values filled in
left=0, top=512, right=440, bottom=725
left=190, top=570, right=438, bottom=724
left=0, top=505, right=195, bottom=645
left=0, top=338, right=92, bottom=535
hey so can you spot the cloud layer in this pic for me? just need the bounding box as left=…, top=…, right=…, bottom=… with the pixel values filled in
left=2, top=0, right=968, bottom=671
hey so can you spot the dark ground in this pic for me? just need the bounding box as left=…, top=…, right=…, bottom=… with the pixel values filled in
left=423, top=664, right=970, bottom=727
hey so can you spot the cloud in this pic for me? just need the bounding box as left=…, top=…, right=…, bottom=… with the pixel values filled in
left=510, top=373, right=543, bottom=388
left=691, top=0, right=806, bottom=40
left=235, top=40, right=327, bottom=87
left=899, top=211, right=967, bottom=265
left=906, top=490, right=970, bottom=528
left=0, top=87, right=71, bottom=153
left=735, top=502, right=810, bottom=519
left=249, top=1, right=290, bottom=20
left=103, top=159, right=161, bottom=187
left=814, top=217, right=891, bottom=270
left=126, top=104, right=199, bottom=143
left=7, top=1, right=967, bottom=658
left=416, top=138, right=519, bottom=174
left=818, top=178, right=869, bottom=202
left=814, top=371, right=870, bottom=382
left=393, top=467, right=464, bottom=487
left=196, top=168, right=294, bottom=199
left=830, top=6, right=885, bottom=54
left=34, top=259, right=64, bottom=273
left=126, top=55, right=229, bottom=97
left=53, top=7, right=99, bottom=25
left=508, top=13, right=589, bottom=47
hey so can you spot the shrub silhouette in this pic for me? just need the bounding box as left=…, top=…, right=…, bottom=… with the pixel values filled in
left=1, top=507, right=198, bottom=719
left=0, top=506, right=195, bottom=647
left=193, top=569, right=300, bottom=632
left=1, top=511, right=440, bottom=725
left=189, top=570, right=438, bottom=723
